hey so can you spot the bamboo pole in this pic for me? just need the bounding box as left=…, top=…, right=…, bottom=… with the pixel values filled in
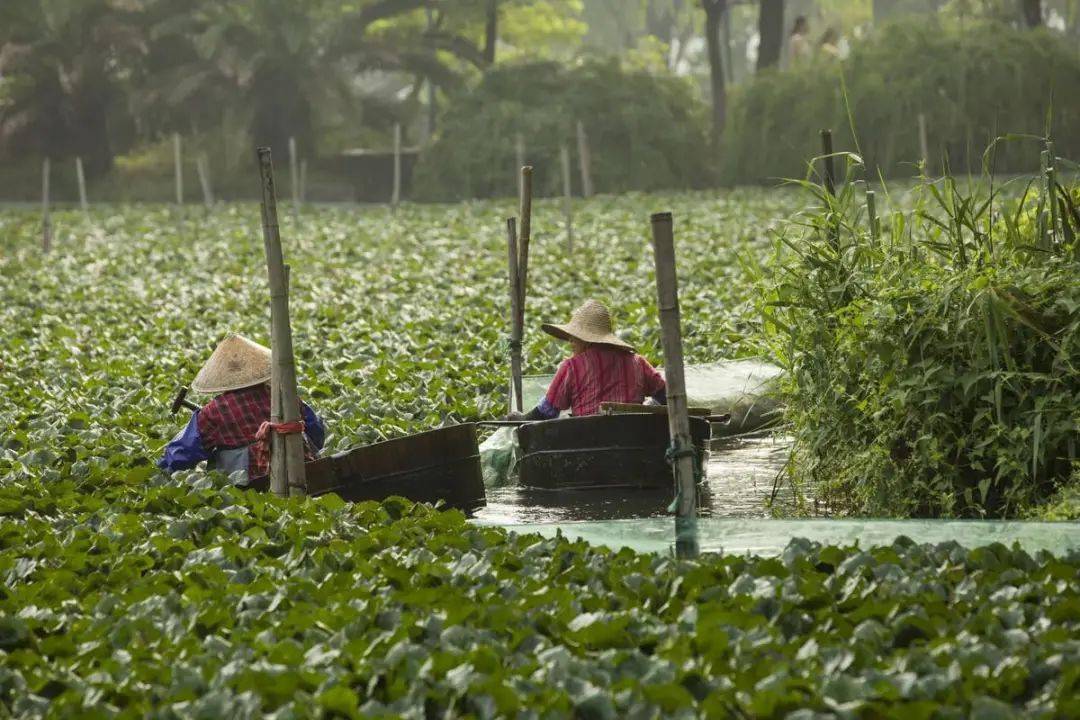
left=506, top=217, right=523, bottom=412
left=820, top=129, right=836, bottom=197
left=866, top=188, right=879, bottom=243
left=41, top=158, right=52, bottom=252
left=75, top=157, right=88, bottom=213
left=196, top=155, right=214, bottom=207
left=518, top=165, right=533, bottom=310
left=515, top=133, right=525, bottom=194
left=649, top=211, right=698, bottom=559
left=392, top=123, right=402, bottom=209
left=300, top=157, right=308, bottom=202
left=256, top=147, right=307, bottom=498
left=576, top=121, right=594, bottom=198
left=918, top=113, right=929, bottom=172
left=1046, top=141, right=1059, bottom=248
left=560, top=144, right=573, bottom=253
left=1039, top=148, right=1050, bottom=251
left=173, top=133, right=183, bottom=205
left=289, top=137, right=299, bottom=209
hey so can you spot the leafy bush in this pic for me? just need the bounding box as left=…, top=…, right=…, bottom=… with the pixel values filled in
left=413, top=60, right=713, bottom=200
left=3, top=483, right=1079, bottom=717
left=723, top=19, right=1080, bottom=184
left=760, top=157, right=1080, bottom=517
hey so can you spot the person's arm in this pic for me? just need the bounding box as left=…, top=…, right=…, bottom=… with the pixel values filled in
left=640, top=355, right=667, bottom=405
left=158, top=411, right=210, bottom=472
left=511, top=360, right=573, bottom=420
left=301, top=403, right=326, bottom=451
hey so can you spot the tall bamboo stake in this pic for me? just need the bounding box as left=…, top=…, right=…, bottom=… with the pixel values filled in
left=515, top=134, right=525, bottom=194
left=866, top=188, right=879, bottom=243
left=918, top=113, right=929, bottom=172
left=256, top=147, right=307, bottom=498
left=576, top=121, right=594, bottom=198
left=173, top=133, right=183, bottom=205
left=75, top=157, right=88, bottom=213
left=506, top=217, right=523, bottom=412
left=820, top=129, right=836, bottom=197
left=289, top=136, right=299, bottom=209
left=1046, top=141, right=1059, bottom=248
left=649, top=211, right=697, bottom=559
left=196, top=155, right=214, bottom=207
left=560, top=144, right=573, bottom=253
left=392, top=123, right=402, bottom=209
left=518, top=165, right=533, bottom=310
left=299, top=159, right=308, bottom=204
left=41, top=158, right=52, bottom=252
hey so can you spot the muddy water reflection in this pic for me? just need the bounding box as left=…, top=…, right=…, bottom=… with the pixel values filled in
left=472, top=433, right=792, bottom=524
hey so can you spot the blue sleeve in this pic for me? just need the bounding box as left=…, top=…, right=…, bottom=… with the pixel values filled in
left=651, top=387, right=667, bottom=405
left=532, top=397, right=561, bottom=420
left=302, top=404, right=326, bottom=451
left=158, top=411, right=210, bottom=472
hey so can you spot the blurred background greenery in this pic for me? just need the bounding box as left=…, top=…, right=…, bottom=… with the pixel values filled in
left=1, top=0, right=1078, bottom=201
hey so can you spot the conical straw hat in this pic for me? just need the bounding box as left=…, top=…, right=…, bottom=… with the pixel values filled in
left=541, top=299, right=635, bottom=353
left=191, top=334, right=272, bottom=393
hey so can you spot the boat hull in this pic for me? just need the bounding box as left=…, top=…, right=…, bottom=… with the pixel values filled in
left=516, top=414, right=710, bottom=490
left=302, top=423, right=485, bottom=511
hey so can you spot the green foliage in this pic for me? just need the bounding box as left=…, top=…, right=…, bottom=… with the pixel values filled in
left=2, top=485, right=1079, bottom=716
left=759, top=157, right=1080, bottom=518
left=722, top=19, right=1080, bottom=184
left=413, top=59, right=713, bottom=200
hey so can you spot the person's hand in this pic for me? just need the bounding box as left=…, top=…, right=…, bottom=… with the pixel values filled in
left=505, top=411, right=527, bottom=421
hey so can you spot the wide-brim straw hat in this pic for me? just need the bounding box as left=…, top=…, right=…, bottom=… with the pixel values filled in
left=191, top=334, right=272, bottom=393
left=541, top=299, right=635, bottom=353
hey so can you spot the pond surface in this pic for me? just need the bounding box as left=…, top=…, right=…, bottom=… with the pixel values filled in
left=471, top=432, right=793, bottom=524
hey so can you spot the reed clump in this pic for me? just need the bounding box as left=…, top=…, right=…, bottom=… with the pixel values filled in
left=761, top=145, right=1080, bottom=518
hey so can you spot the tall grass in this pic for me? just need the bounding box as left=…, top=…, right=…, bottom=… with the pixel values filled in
left=758, top=139, right=1079, bottom=518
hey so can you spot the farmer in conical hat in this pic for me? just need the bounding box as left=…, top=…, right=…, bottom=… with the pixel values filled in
left=509, top=299, right=666, bottom=420
left=158, top=334, right=326, bottom=484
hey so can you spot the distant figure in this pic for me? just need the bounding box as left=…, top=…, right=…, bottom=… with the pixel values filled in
left=158, top=334, right=326, bottom=484
left=819, top=27, right=841, bottom=59
left=507, top=300, right=666, bottom=420
left=788, top=16, right=811, bottom=66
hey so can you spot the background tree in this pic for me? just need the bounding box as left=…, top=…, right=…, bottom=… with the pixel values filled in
left=702, top=0, right=727, bottom=146
left=757, top=0, right=784, bottom=70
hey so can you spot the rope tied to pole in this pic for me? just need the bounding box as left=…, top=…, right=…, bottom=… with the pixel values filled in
left=253, top=420, right=305, bottom=475
left=664, top=441, right=703, bottom=513
left=500, top=336, right=523, bottom=354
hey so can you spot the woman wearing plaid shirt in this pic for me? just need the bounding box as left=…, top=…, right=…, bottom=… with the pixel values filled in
left=513, top=300, right=667, bottom=421
left=159, top=334, right=325, bottom=484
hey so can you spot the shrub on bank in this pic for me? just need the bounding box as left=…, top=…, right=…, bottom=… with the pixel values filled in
left=412, top=60, right=713, bottom=200
left=723, top=19, right=1080, bottom=184
left=761, top=162, right=1080, bottom=518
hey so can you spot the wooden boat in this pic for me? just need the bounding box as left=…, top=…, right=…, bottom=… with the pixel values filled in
left=515, top=413, right=711, bottom=491
left=297, top=423, right=485, bottom=511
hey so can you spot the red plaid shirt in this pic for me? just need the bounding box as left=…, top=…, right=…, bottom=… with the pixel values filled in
left=545, top=346, right=666, bottom=417
left=198, top=384, right=316, bottom=480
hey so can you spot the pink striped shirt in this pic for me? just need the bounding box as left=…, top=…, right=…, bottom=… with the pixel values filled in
left=545, top=346, right=666, bottom=417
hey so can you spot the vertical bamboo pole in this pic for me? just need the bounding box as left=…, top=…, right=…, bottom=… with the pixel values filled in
left=649, top=211, right=698, bottom=559
left=299, top=159, right=308, bottom=205
left=41, top=158, right=52, bottom=252
left=866, top=188, right=879, bottom=243
left=560, top=144, right=573, bottom=253
left=392, top=123, right=402, bottom=209
left=1038, top=149, right=1050, bottom=251
left=196, top=155, right=214, bottom=207
left=820, top=129, right=836, bottom=197
left=289, top=137, right=299, bottom=209
left=173, top=133, right=183, bottom=205
left=1046, top=141, right=1059, bottom=248
left=506, top=217, right=523, bottom=412
left=518, top=166, right=533, bottom=310
left=576, top=121, right=594, bottom=198
left=256, top=147, right=306, bottom=498
left=515, top=133, right=525, bottom=194
left=75, top=157, right=88, bottom=213
left=918, top=113, right=929, bottom=172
